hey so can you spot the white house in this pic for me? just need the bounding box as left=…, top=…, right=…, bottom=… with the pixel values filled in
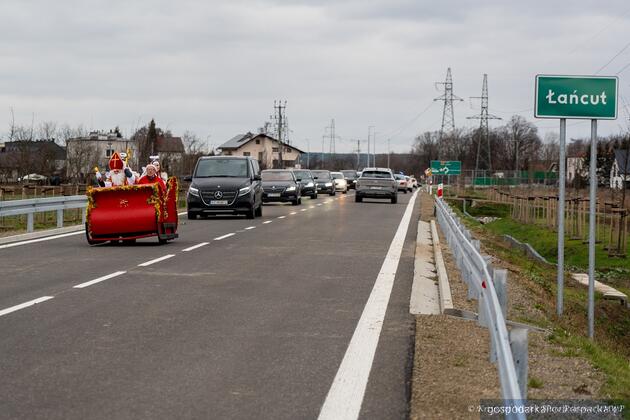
left=610, top=149, right=630, bottom=189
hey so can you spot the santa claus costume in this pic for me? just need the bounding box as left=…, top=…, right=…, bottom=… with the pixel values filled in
left=96, top=151, right=136, bottom=187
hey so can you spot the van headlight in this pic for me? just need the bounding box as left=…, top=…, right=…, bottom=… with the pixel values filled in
left=325, top=182, right=333, bottom=187
left=188, top=186, right=199, bottom=197
left=306, top=182, right=314, bottom=187
left=238, top=186, right=252, bottom=196
left=285, top=186, right=296, bottom=192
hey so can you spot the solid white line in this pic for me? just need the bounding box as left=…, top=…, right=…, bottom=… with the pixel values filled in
left=182, top=242, right=209, bottom=252
left=177, top=211, right=187, bottom=216
left=214, top=233, right=235, bottom=240
left=74, top=271, right=126, bottom=289
left=277, top=216, right=286, bottom=219
left=263, top=221, right=272, bottom=224
left=245, top=226, right=256, bottom=230
left=0, top=296, right=55, bottom=317
left=290, top=212, right=297, bottom=215
left=0, top=231, right=83, bottom=250
left=318, top=190, right=418, bottom=420
left=138, top=254, right=175, bottom=267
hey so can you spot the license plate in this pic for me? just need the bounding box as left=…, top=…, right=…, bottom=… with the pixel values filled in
left=210, top=200, right=228, bottom=205
left=268, top=193, right=281, bottom=197
left=370, top=186, right=382, bottom=190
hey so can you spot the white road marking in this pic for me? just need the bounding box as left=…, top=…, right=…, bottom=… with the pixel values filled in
left=138, top=254, right=176, bottom=267
left=325, top=200, right=332, bottom=203
left=263, top=221, right=273, bottom=224
left=182, top=242, right=210, bottom=252
left=318, top=190, right=418, bottom=420
left=74, top=271, right=126, bottom=289
left=300, top=209, right=308, bottom=212
left=214, top=233, right=236, bottom=240
left=290, top=212, right=297, bottom=215
left=245, top=226, right=256, bottom=230
left=277, top=216, right=286, bottom=219
left=0, top=231, right=83, bottom=250
left=0, top=296, right=55, bottom=317
left=177, top=211, right=187, bottom=216
left=309, top=206, right=315, bottom=209
left=317, top=204, right=323, bottom=206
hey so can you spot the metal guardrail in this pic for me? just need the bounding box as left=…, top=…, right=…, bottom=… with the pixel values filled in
left=435, top=197, right=527, bottom=419
left=0, top=195, right=87, bottom=233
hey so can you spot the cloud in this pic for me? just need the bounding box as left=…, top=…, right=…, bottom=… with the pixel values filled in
left=1, top=0, right=629, bottom=153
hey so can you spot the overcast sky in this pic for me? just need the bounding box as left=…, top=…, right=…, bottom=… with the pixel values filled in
left=2, top=0, right=630, bottom=153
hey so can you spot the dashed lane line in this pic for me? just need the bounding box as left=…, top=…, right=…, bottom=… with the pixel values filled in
left=73, top=271, right=127, bottom=289
left=290, top=212, right=297, bottom=215
left=138, top=254, right=176, bottom=267
left=300, top=209, right=308, bottom=212
left=214, top=233, right=236, bottom=240
left=245, top=226, right=256, bottom=230
left=263, top=221, right=273, bottom=224
left=317, top=204, right=323, bottom=206
left=0, top=296, right=55, bottom=317
left=182, top=242, right=210, bottom=252
left=277, top=216, right=286, bottom=219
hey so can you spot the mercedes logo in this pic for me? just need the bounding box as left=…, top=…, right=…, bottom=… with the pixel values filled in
left=214, top=191, right=223, bottom=199
left=272, top=186, right=276, bottom=190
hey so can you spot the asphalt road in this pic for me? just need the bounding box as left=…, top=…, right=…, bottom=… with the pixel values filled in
left=0, top=189, right=421, bottom=420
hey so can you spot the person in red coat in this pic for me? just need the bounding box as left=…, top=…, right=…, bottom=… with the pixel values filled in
left=136, top=164, right=166, bottom=190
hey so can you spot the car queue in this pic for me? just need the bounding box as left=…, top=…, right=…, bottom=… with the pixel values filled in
left=185, top=156, right=417, bottom=218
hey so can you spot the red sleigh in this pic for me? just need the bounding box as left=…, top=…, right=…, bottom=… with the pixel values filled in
left=85, top=177, right=179, bottom=245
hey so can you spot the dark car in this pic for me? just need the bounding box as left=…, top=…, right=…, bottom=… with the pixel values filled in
left=291, top=169, right=318, bottom=199
left=341, top=170, right=358, bottom=190
left=311, top=170, right=336, bottom=196
left=261, top=169, right=302, bottom=205
left=186, top=156, right=263, bottom=219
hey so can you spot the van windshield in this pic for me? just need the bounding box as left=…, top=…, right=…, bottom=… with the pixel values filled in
left=195, top=159, right=249, bottom=177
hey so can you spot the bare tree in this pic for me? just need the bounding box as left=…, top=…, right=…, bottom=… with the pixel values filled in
left=66, top=138, right=99, bottom=184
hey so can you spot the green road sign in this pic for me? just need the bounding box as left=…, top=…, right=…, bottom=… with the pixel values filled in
left=535, top=75, right=618, bottom=119
left=430, top=160, right=461, bottom=175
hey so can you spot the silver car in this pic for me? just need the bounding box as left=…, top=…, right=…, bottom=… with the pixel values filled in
left=355, top=167, right=397, bottom=204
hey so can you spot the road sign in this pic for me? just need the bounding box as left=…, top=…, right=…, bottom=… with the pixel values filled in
left=535, top=75, right=618, bottom=119
left=430, top=160, right=461, bottom=175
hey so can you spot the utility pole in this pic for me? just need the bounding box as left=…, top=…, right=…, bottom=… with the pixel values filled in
left=305, top=138, right=310, bottom=169
left=321, top=135, right=326, bottom=168
left=387, top=139, right=391, bottom=169
left=329, top=119, right=336, bottom=155
left=434, top=67, right=463, bottom=159
left=356, top=139, right=361, bottom=169
left=367, top=126, right=375, bottom=167
left=274, top=100, right=287, bottom=169
left=467, top=74, right=501, bottom=177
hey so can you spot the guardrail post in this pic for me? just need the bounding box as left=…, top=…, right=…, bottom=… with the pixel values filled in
left=494, top=269, right=508, bottom=319
left=81, top=208, right=87, bottom=225
left=56, top=209, right=64, bottom=228
left=509, top=327, right=529, bottom=398
left=478, top=294, right=487, bottom=327
left=27, top=213, right=34, bottom=233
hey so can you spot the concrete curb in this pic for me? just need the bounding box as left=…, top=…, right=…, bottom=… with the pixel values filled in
left=410, top=221, right=441, bottom=315
left=430, top=220, right=454, bottom=313
left=0, top=224, right=84, bottom=245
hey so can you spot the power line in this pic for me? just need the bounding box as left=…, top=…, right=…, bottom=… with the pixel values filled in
left=595, top=40, right=630, bottom=74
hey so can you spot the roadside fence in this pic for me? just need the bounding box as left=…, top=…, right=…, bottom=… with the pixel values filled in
left=435, top=197, right=528, bottom=419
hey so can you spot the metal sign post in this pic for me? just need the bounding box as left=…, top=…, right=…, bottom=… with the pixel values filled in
left=557, top=118, right=566, bottom=316
left=588, top=119, right=597, bottom=339
left=535, top=74, right=617, bottom=336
